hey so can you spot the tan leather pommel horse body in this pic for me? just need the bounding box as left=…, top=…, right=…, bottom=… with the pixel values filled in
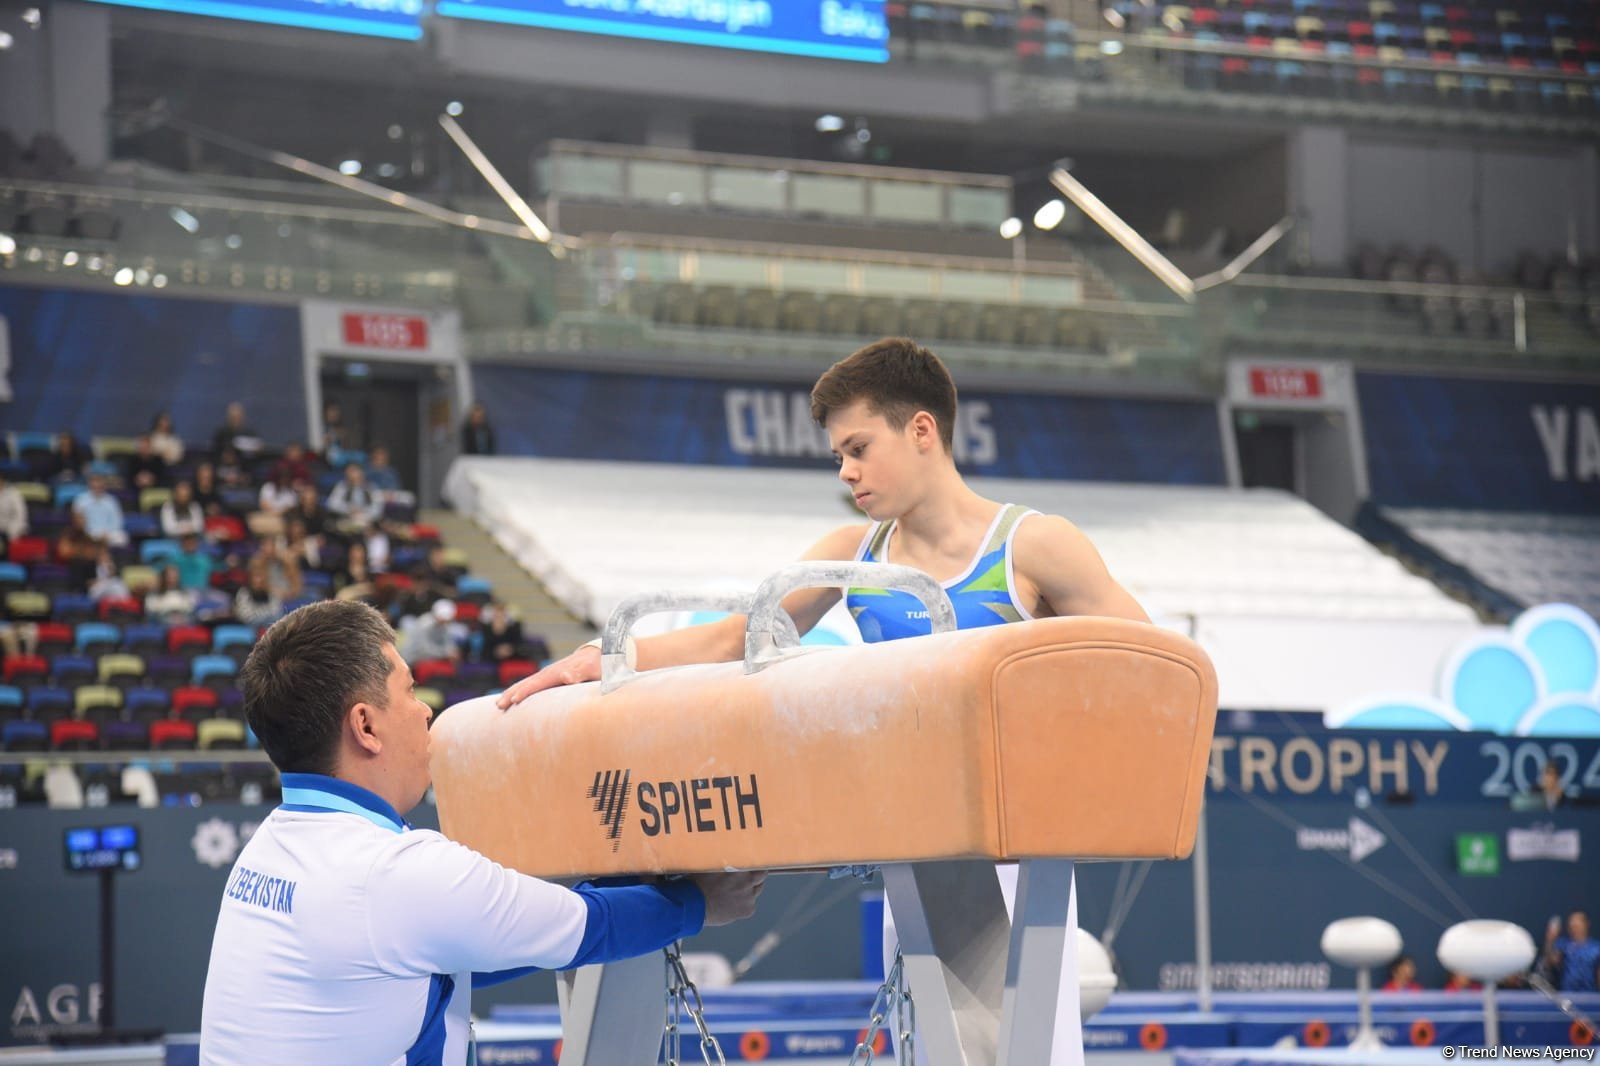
left=429, top=562, right=1219, bottom=1066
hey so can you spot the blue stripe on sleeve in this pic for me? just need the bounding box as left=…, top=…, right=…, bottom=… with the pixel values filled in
left=562, top=880, right=706, bottom=969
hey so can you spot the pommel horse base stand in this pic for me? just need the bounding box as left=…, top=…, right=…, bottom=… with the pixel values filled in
left=431, top=562, right=1220, bottom=1066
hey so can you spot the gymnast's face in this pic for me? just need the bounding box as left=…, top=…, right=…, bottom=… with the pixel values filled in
left=374, top=643, right=435, bottom=812
left=828, top=400, right=927, bottom=520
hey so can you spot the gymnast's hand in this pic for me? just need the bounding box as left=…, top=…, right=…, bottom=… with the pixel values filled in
left=495, top=643, right=601, bottom=709
left=692, top=871, right=768, bottom=927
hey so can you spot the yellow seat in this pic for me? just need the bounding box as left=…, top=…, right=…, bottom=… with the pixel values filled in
left=4, top=591, right=49, bottom=619
left=198, top=718, right=247, bottom=750
left=441, top=548, right=471, bottom=570
left=93, top=436, right=140, bottom=460
left=416, top=687, right=445, bottom=712
left=15, top=482, right=50, bottom=505
left=98, top=653, right=146, bottom=683
left=120, top=566, right=158, bottom=593
left=139, top=487, right=173, bottom=513
left=1296, top=16, right=1324, bottom=35
left=74, top=684, right=123, bottom=714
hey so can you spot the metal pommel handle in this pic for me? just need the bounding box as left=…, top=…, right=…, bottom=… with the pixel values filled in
left=744, top=561, right=957, bottom=671
left=599, top=591, right=754, bottom=693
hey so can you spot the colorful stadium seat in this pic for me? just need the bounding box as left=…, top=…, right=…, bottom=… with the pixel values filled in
left=171, top=686, right=218, bottom=721
left=121, top=624, right=166, bottom=654
left=150, top=719, right=197, bottom=750
left=2, top=720, right=47, bottom=752
left=34, top=623, right=74, bottom=654
left=51, top=594, right=96, bottom=624
left=124, top=688, right=170, bottom=721
left=197, top=718, right=246, bottom=751
left=49, top=655, right=96, bottom=685
left=413, top=660, right=457, bottom=686
left=98, top=653, right=146, bottom=687
left=3, top=590, right=50, bottom=620
left=74, top=684, right=123, bottom=716
left=139, top=539, right=181, bottom=565
left=98, top=597, right=143, bottom=623
left=101, top=720, right=149, bottom=751
left=168, top=626, right=211, bottom=656
left=191, top=655, right=238, bottom=688
left=3, top=655, right=48, bottom=684
left=74, top=622, right=120, bottom=654
left=50, top=719, right=98, bottom=751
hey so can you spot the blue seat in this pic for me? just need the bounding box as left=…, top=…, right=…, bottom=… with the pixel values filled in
left=212, top=625, right=257, bottom=654
left=140, top=538, right=181, bottom=564
left=26, top=687, right=72, bottom=717
left=11, top=431, right=55, bottom=453
left=54, top=483, right=87, bottom=507
left=50, top=655, right=96, bottom=683
left=123, top=513, right=159, bottom=539
left=2, top=720, right=47, bottom=751
left=0, top=562, right=25, bottom=584
left=51, top=595, right=96, bottom=622
left=75, top=622, right=121, bottom=653
left=0, top=685, right=22, bottom=710
left=456, top=576, right=493, bottom=600
left=192, top=655, right=238, bottom=685
left=125, top=688, right=170, bottom=716
left=300, top=571, right=333, bottom=595
left=122, top=624, right=167, bottom=652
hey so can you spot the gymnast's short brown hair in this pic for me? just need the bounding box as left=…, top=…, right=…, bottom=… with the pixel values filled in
left=810, top=338, right=957, bottom=453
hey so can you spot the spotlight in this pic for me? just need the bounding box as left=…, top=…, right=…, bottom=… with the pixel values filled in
left=224, top=234, right=242, bottom=250
left=113, top=267, right=134, bottom=285
left=387, top=124, right=403, bottom=140
left=22, top=8, right=40, bottom=28
left=0, top=31, right=13, bottom=49
left=1033, top=199, right=1067, bottom=231
left=62, top=250, right=78, bottom=266
left=169, top=207, right=199, bottom=234
left=0, top=234, right=14, bottom=256
left=999, top=217, right=1023, bottom=240
left=152, top=274, right=168, bottom=288
left=338, top=159, right=362, bottom=176
left=1100, top=39, right=1125, bottom=54
left=445, top=101, right=464, bottom=117
left=814, top=114, right=845, bottom=133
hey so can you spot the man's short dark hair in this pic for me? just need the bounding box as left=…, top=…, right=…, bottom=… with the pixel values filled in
left=810, top=337, right=958, bottom=453
left=240, top=600, right=396, bottom=775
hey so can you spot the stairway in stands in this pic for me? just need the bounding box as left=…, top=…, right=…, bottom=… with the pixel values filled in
left=420, top=509, right=596, bottom=659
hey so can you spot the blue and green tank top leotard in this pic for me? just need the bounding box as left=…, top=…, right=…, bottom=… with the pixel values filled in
left=846, top=503, right=1040, bottom=643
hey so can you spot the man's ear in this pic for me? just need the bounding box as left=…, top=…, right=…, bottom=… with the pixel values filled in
left=347, top=700, right=383, bottom=757
left=910, top=411, right=939, bottom=452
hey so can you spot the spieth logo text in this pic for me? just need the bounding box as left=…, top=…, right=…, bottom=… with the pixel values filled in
left=589, top=770, right=764, bottom=848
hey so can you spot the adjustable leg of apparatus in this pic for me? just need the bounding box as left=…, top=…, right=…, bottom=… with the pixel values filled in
left=997, top=859, right=1081, bottom=1066
left=555, top=954, right=664, bottom=1066
left=882, top=860, right=1011, bottom=1066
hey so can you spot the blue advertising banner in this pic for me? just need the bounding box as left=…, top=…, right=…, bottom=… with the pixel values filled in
left=470, top=364, right=1228, bottom=483
left=434, top=0, right=889, bottom=62
left=1357, top=371, right=1600, bottom=513
left=83, top=0, right=422, bottom=38
left=0, top=285, right=307, bottom=447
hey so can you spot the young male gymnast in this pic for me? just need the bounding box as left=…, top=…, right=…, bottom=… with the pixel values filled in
left=497, top=336, right=1149, bottom=1065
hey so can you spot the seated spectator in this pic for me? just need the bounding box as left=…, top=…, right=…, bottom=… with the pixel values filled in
left=402, top=599, right=461, bottom=663
left=0, top=471, right=27, bottom=553
left=1546, top=912, right=1600, bottom=993
left=410, top=544, right=456, bottom=604
left=161, top=481, right=206, bottom=539
left=125, top=435, right=168, bottom=490
left=1382, top=955, right=1423, bottom=992
left=174, top=532, right=216, bottom=592
left=53, top=431, right=91, bottom=482
left=145, top=564, right=196, bottom=625
left=215, top=446, right=247, bottom=489
left=1443, top=971, right=1482, bottom=992
left=72, top=474, right=127, bottom=547
left=366, top=446, right=402, bottom=493
left=269, top=442, right=313, bottom=487
left=252, top=472, right=297, bottom=536
left=88, top=545, right=130, bottom=602
left=334, top=540, right=375, bottom=601
left=320, top=400, right=347, bottom=460
left=480, top=603, right=527, bottom=662
left=233, top=561, right=285, bottom=625
left=211, top=401, right=262, bottom=460
left=327, top=464, right=383, bottom=530
left=366, top=522, right=392, bottom=574
left=287, top=482, right=329, bottom=539
left=461, top=402, right=496, bottom=455
left=149, top=411, right=186, bottom=466
left=284, top=517, right=322, bottom=572
left=55, top=510, right=100, bottom=584
left=251, top=541, right=304, bottom=602
left=192, top=462, right=224, bottom=516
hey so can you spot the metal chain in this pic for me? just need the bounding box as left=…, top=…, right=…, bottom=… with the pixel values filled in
left=849, top=948, right=915, bottom=1066
left=664, top=942, right=727, bottom=1066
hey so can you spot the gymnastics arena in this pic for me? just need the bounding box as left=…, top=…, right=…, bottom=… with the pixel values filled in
left=1, top=0, right=1598, bottom=1062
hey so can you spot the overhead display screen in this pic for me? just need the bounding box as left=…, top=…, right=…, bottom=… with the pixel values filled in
left=434, top=0, right=889, bottom=62
left=83, top=0, right=424, bottom=40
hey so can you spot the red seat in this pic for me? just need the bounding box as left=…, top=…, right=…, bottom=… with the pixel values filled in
left=172, top=686, right=219, bottom=719
left=410, top=524, right=441, bottom=544
left=205, top=515, right=246, bottom=542
left=34, top=623, right=74, bottom=652
left=169, top=626, right=211, bottom=655
left=50, top=719, right=99, bottom=750
left=7, top=537, right=50, bottom=564
left=413, top=659, right=457, bottom=686
left=99, top=597, right=143, bottom=622
left=498, top=659, right=539, bottom=687
left=454, top=602, right=481, bottom=624
left=150, top=719, right=197, bottom=750
left=3, top=655, right=48, bottom=683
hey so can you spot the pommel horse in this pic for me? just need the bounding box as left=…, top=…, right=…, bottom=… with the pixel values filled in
left=431, top=562, right=1219, bottom=1065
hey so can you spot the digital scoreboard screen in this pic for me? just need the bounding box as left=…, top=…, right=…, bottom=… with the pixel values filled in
left=64, top=825, right=142, bottom=873
left=83, top=0, right=424, bottom=40
left=434, top=0, right=889, bottom=63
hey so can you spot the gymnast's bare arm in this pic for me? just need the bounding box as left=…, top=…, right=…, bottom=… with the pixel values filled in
left=1012, top=514, right=1150, bottom=624
left=495, top=523, right=871, bottom=708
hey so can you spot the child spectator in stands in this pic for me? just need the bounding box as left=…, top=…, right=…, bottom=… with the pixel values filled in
left=288, top=482, right=329, bottom=540
left=211, top=401, right=262, bottom=460
left=192, top=462, right=224, bottom=516
left=215, top=446, right=247, bottom=489
left=148, top=411, right=185, bottom=466
left=461, top=402, right=496, bottom=455
left=72, top=473, right=127, bottom=547
left=55, top=510, right=99, bottom=585
left=174, top=532, right=216, bottom=592
left=233, top=560, right=285, bottom=625
left=53, top=432, right=91, bottom=482
left=333, top=539, right=375, bottom=601
left=0, top=471, right=27, bottom=554
left=480, top=603, right=527, bottom=663
left=145, top=564, right=196, bottom=625
left=328, top=463, right=383, bottom=530
left=125, top=435, right=167, bottom=490
left=270, top=442, right=313, bottom=487
left=88, top=545, right=130, bottom=602
left=1382, top=955, right=1423, bottom=992
left=402, top=598, right=461, bottom=663
left=161, top=481, right=206, bottom=539
left=1545, top=912, right=1600, bottom=993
